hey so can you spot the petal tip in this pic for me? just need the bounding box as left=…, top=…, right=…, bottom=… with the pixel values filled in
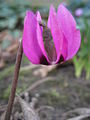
left=36, top=11, right=42, bottom=21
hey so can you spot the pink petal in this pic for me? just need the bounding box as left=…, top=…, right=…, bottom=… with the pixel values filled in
left=36, top=11, right=43, bottom=33
left=61, top=35, right=68, bottom=60
left=36, top=11, right=42, bottom=21
left=47, top=5, right=63, bottom=63
left=57, top=4, right=81, bottom=60
left=22, top=11, right=48, bottom=64
left=36, top=19, right=50, bottom=64
left=35, top=11, right=51, bottom=64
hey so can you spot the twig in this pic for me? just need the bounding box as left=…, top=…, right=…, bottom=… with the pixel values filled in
left=62, top=108, right=90, bottom=120
left=37, top=105, right=54, bottom=113
left=4, top=39, right=23, bottom=120
left=67, top=114, right=90, bottom=120
left=63, top=108, right=90, bottom=116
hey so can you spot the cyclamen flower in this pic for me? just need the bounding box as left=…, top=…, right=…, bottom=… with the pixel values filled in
left=75, top=8, right=83, bottom=17
left=22, top=4, right=81, bottom=65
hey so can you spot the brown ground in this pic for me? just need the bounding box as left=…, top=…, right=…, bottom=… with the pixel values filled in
left=0, top=60, right=90, bottom=119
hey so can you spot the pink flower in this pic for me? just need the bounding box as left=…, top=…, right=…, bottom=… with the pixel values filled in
left=75, top=8, right=83, bottom=17
left=22, top=4, right=81, bottom=65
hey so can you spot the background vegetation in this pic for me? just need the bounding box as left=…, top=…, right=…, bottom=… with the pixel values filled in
left=0, top=0, right=90, bottom=119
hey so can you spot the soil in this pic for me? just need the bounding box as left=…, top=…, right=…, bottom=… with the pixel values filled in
left=0, top=59, right=90, bottom=120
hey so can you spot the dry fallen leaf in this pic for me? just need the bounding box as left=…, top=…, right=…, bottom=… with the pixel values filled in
left=0, top=31, right=8, bottom=42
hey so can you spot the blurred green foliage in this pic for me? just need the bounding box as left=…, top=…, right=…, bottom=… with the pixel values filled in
left=68, top=0, right=90, bottom=79
left=0, top=1, right=49, bottom=31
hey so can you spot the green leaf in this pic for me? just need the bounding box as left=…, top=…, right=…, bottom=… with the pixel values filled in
left=78, top=46, right=88, bottom=58
left=7, top=16, right=17, bottom=29
left=85, top=62, right=90, bottom=80
left=83, top=8, right=90, bottom=17
left=76, top=18, right=86, bottom=31
left=73, top=56, right=85, bottom=77
left=87, top=26, right=90, bottom=47
left=1, top=39, right=11, bottom=50
left=0, top=20, right=8, bottom=28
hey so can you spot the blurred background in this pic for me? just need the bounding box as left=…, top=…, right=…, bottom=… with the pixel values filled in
left=0, top=0, right=90, bottom=119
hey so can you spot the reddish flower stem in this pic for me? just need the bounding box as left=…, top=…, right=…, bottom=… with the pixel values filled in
left=4, top=40, right=23, bottom=120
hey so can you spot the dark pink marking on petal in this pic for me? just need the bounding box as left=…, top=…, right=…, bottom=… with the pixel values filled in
left=43, top=26, right=57, bottom=62
left=40, top=55, right=49, bottom=65
left=57, top=54, right=64, bottom=64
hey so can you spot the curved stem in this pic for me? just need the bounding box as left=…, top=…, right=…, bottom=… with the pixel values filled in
left=4, top=40, right=23, bottom=120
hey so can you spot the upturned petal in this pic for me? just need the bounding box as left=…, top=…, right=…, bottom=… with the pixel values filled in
left=57, top=4, right=81, bottom=60
left=47, top=5, right=63, bottom=63
left=22, top=11, right=48, bottom=64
